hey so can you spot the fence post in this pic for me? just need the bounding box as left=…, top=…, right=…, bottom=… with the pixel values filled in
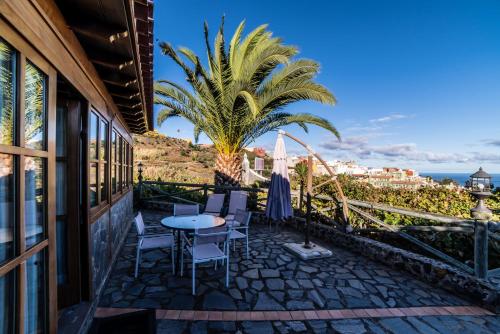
left=474, top=220, right=489, bottom=279
left=299, top=182, right=304, bottom=212
left=138, top=162, right=144, bottom=205
left=304, top=155, right=313, bottom=248
left=203, top=183, right=208, bottom=203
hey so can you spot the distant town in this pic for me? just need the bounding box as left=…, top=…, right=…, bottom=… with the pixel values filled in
left=286, top=156, right=462, bottom=190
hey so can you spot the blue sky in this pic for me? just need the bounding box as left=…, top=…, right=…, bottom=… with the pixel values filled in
left=153, top=0, right=500, bottom=173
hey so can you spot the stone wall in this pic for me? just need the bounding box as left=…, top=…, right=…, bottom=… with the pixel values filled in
left=252, top=212, right=500, bottom=312
left=90, top=191, right=134, bottom=298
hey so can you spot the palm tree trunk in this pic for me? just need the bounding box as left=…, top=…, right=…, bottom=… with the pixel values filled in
left=214, top=152, right=242, bottom=187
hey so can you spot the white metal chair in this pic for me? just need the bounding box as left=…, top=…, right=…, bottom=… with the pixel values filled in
left=180, top=226, right=230, bottom=295
left=203, top=193, right=225, bottom=216
left=134, top=212, right=175, bottom=278
left=225, top=191, right=248, bottom=226
left=229, top=209, right=252, bottom=258
left=174, top=203, right=199, bottom=216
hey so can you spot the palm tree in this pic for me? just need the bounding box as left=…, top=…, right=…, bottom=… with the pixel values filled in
left=155, top=18, right=340, bottom=186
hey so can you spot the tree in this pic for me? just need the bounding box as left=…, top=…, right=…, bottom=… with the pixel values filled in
left=294, top=160, right=308, bottom=210
left=155, top=18, right=340, bottom=186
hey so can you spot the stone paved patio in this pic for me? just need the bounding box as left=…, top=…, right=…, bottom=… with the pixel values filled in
left=97, top=210, right=500, bottom=333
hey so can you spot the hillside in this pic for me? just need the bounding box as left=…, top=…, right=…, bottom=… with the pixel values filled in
left=133, top=131, right=272, bottom=184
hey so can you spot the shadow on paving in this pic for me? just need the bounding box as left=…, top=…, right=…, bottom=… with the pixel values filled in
left=99, top=210, right=470, bottom=312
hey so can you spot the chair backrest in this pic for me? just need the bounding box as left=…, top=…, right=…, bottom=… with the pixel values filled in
left=204, top=194, right=225, bottom=214
left=194, top=226, right=230, bottom=246
left=227, top=191, right=248, bottom=215
left=174, top=204, right=199, bottom=216
left=234, top=209, right=252, bottom=227
left=134, top=212, right=145, bottom=236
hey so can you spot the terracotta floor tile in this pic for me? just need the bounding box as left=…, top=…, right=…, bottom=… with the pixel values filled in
left=364, top=308, right=381, bottom=318
left=316, top=310, right=331, bottom=319
left=353, top=309, right=370, bottom=318
left=251, top=311, right=266, bottom=321
left=178, top=310, right=194, bottom=320
left=290, top=311, right=306, bottom=320
left=339, top=309, right=356, bottom=318
left=327, top=310, right=343, bottom=319
left=388, top=308, right=405, bottom=317
left=237, top=312, right=253, bottom=321
left=277, top=311, right=292, bottom=321
left=165, top=310, right=181, bottom=320
left=400, top=307, right=420, bottom=317
left=303, top=310, right=319, bottom=320
left=374, top=308, right=394, bottom=317
left=193, top=311, right=209, bottom=321
left=208, top=311, right=223, bottom=321
left=222, top=311, right=237, bottom=321
left=264, top=311, right=279, bottom=321
left=155, top=309, right=167, bottom=319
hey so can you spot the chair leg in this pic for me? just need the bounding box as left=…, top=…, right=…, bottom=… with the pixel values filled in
left=192, top=261, right=196, bottom=295
left=246, top=234, right=249, bottom=259
left=180, top=246, right=184, bottom=277
left=226, top=255, right=229, bottom=288
left=171, top=243, right=175, bottom=274
left=134, top=246, right=141, bottom=278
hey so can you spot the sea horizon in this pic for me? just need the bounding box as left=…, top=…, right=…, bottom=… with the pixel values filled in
left=420, top=172, right=500, bottom=187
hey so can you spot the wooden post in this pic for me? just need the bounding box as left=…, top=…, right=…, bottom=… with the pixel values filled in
left=299, top=182, right=304, bottom=212
left=474, top=220, right=489, bottom=279
left=138, top=163, right=143, bottom=205
left=304, top=155, right=313, bottom=248
left=203, top=183, right=208, bottom=203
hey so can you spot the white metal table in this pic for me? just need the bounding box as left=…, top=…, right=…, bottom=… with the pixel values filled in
left=161, top=214, right=225, bottom=275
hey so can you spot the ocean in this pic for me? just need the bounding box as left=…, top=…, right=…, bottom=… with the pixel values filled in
left=421, top=172, right=500, bottom=187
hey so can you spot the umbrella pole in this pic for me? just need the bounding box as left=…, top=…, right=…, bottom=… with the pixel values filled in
left=304, top=155, right=313, bottom=249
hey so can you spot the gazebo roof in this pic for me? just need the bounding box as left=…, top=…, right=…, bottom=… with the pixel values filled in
left=470, top=167, right=491, bottom=179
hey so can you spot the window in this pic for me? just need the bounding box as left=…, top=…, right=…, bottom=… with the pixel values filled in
left=88, top=111, right=108, bottom=208
left=0, top=36, right=51, bottom=333
left=111, top=130, right=117, bottom=194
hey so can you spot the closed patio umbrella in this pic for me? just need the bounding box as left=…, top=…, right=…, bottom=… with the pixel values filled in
left=265, top=131, right=293, bottom=223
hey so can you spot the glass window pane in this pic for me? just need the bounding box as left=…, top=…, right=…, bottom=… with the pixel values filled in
left=99, top=120, right=107, bottom=160
left=56, top=106, right=66, bottom=157
left=118, top=137, right=122, bottom=191
left=0, top=270, right=16, bottom=334
left=25, top=61, right=46, bottom=150
left=112, top=164, right=116, bottom=195
left=111, top=131, right=116, bottom=165
left=90, top=163, right=97, bottom=207
left=100, top=163, right=107, bottom=203
left=0, top=39, right=17, bottom=146
left=56, top=218, right=67, bottom=285
left=0, top=154, right=15, bottom=264
left=25, top=250, right=47, bottom=334
left=25, top=157, right=45, bottom=249
left=89, top=113, right=98, bottom=160
left=56, top=161, right=66, bottom=216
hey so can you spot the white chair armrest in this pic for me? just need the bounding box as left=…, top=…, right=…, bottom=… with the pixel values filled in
left=143, top=233, right=173, bottom=239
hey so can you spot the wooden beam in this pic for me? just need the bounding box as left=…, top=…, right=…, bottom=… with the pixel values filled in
left=71, top=20, right=128, bottom=44
left=90, top=53, right=134, bottom=71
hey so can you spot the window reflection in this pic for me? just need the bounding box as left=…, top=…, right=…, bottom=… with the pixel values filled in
left=25, top=157, right=45, bottom=249
left=0, top=39, right=16, bottom=146
left=89, top=113, right=98, bottom=160
left=25, top=61, right=46, bottom=150
left=90, top=163, right=97, bottom=207
left=100, top=163, right=107, bottom=203
left=0, top=270, right=15, bottom=333
left=25, top=250, right=47, bottom=334
left=112, top=131, right=116, bottom=194
left=99, top=120, right=107, bottom=160
left=0, top=154, right=15, bottom=264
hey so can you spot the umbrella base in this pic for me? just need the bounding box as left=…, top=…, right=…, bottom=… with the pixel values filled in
left=283, top=242, right=332, bottom=260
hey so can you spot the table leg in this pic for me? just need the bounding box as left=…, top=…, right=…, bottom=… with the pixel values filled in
left=175, top=230, right=181, bottom=275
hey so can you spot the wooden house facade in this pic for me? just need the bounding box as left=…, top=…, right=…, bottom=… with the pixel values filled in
left=0, top=0, right=153, bottom=332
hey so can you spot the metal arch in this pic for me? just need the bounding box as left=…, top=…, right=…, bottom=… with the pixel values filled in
left=278, top=130, right=350, bottom=223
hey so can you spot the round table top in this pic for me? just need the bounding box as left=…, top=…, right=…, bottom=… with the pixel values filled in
left=161, top=214, right=225, bottom=230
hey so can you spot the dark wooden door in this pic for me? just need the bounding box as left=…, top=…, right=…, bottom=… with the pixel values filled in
left=56, top=98, right=83, bottom=308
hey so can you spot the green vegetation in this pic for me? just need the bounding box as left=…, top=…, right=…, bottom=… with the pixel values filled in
left=155, top=18, right=339, bottom=186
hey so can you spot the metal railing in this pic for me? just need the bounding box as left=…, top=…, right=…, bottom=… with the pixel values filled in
left=292, top=185, right=500, bottom=280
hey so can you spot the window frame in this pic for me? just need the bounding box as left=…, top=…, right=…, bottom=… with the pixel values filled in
left=88, top=109, right=109, bottom=217
left=0, top=26, right=56, bottom=334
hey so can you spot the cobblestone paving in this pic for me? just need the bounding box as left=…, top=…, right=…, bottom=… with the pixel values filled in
left=98, top=210, right=500, bottom=333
